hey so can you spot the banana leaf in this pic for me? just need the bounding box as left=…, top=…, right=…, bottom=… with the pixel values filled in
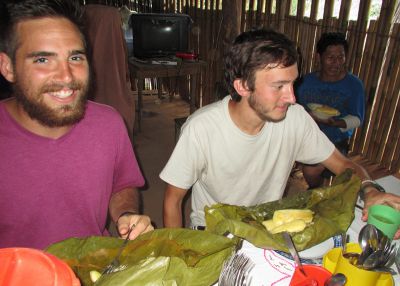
left=205, top=169, right=361, bottom=252
left=46, top=228, right=236, bottom=286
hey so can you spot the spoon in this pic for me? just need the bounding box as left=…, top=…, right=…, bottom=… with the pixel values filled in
left=358, top=224, right=379, bottom=251
left=282, top=232, right=317, bottom=286
left=362, top=249, right=383, bottom=270
left=383, top=244, right=397, bottom=267
left=324, top=273, right=347, bottom=286
left=357, top=243, right=373, bottom=266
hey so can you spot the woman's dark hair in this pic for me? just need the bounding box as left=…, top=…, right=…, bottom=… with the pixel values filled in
left=316, top=32, right=348, bottom=55
left=0, top=0, right=85, bottom=62
left=224, top=29, right=298, bottom=102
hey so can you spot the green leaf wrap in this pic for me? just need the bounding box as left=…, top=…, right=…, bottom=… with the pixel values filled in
left=46, top=228, right=236, bottom=286
left=204, top=169, right=361, bottom=252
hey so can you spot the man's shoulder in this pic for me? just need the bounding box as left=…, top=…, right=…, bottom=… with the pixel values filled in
left=86, top=101, right=123, bottom=120
left=297, top=72, right=319, bottom=90
left=186, top=97, right=227, bottom=123
left=287, top=103, right=308, bottom=119
left=301, top=72, right=318, bottom=82
left=82, top=101, right=126, bottom=129
left=344, top=73, right=364, bottom=86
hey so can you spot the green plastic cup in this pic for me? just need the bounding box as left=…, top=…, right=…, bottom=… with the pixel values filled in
left=368, top=204, right=400, bottom=239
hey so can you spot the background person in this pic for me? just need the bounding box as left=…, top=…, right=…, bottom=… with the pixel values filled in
left=160, top=29, right=400, bottom=239
left=0, top=0, right=153, bottom=249
left=296, top=32, right=365, bottom=188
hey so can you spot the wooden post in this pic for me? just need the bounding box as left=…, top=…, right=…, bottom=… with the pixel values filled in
left=221, top=0, right=242, bottom=57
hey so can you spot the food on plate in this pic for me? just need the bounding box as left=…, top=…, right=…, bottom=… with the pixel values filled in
left=262, top=209, right=314, bottom=234
left=314, top=105, right=339, bottom=116
left=307, top=103, right=340, bottom=119
left=267, top=219, right=307, bottom=234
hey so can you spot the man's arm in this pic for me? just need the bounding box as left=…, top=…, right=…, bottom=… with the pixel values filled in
left=163, top=184, right=188, bottom=228
left=321, top=149, right=369, bottom=180
left=109, top=187, right=153, bottom=239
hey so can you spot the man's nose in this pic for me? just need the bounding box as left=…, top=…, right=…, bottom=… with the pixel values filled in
left=55, top=61, right=73, bottom=82
left=284, top=86, right=296, bottom=104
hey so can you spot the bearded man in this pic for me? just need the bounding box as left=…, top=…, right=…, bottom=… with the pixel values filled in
left=0, top=0, right=153, bottom=249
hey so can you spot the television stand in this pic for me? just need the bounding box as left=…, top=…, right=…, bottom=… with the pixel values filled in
left=150, top=60, right=178, bottom=66
left=128, top=57, right=206, bottom=132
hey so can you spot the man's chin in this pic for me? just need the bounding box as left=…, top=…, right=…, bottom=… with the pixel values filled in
left=41, top=103, right=87, bottom=127
left=23, top=99, right=87, bottom=127
left=260, top=109, right=288, bottom=123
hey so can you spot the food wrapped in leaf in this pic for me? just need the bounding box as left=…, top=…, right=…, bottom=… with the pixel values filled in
left=46, top=228, right=236, bottom=286
left=204, top=169, right=360, bottom=252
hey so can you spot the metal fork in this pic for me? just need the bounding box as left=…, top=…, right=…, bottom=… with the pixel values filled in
left=218, top=252, right=255, bottom=286
left=101, top=224, right=135, bottom=275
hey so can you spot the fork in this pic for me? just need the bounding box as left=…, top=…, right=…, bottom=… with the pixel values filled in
left=101, top=224, right=135, bottom=275
left=218, top=251, right=255, bottom=286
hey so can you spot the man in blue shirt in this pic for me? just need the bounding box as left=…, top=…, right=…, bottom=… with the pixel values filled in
left=296, top=32, right=365, bottom=188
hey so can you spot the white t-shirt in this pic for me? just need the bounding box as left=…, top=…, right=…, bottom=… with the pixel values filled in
left=160, top=96, right=335, bottom=226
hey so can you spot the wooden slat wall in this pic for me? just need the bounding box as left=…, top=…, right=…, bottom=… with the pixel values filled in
left=88, top=0, right=400, bottom=177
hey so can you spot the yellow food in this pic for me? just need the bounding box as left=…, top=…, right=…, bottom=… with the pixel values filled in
left=268, top=219, right=307, bottom=234
left=90, top=270, right=101, bottom=283
left=262, top=209, right=314, bottom=234
left=273, top=209, right=314, bottom=225
left=315, top=105, right=339, bottom=115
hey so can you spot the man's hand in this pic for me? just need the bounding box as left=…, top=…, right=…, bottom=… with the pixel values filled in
left=117, top=213, right=154, bottom=240
left=362, top=190, right=400, bottom=239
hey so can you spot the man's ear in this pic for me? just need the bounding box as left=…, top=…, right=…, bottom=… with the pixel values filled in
left=0, top=53, right=15, bottom=83
left=233, top=78, right=250, bottom=98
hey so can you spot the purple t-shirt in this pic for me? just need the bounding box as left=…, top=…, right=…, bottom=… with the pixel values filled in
left=0, top=100, right=144, bottom=249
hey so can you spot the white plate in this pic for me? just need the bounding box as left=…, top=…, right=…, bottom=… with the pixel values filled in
left=298, top=236, right=338, bottom=259
left=307, top=103, right=322, bottom=110
left=307, top=103, right=340, bottom=120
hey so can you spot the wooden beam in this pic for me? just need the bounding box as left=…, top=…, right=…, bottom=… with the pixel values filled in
left=221, top=0, right=242, bottom=55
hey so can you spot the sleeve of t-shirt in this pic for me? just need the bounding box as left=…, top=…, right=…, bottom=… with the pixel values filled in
left=112, top=116, right=145, bottom=193
left=160, top=119, right=206, bottom=190
left=294, top=106, right=336, bottom=164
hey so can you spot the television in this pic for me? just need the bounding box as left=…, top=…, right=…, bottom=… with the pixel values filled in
left=129, top=13, right=192, bottom=59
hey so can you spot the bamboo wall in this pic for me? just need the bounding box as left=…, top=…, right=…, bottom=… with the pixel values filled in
left=86, top=0, right=400, bottom=177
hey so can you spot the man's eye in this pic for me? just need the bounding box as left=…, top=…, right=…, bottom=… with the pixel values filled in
left=71, top=55, right=85, bottom=61
left=33, top=57, right=48, bottom=63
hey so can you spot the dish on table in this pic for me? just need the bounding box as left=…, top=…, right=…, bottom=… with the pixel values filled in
left=307, top=103, right=340, bottom=120
left=275, top=235, right=339, bottom=264
left=298, top=236, right=337, bottom=259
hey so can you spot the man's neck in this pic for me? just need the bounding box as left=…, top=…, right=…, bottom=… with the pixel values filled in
left=5, top=98, right=72, bottom=139
left=228, top=99, right=265, bottom=135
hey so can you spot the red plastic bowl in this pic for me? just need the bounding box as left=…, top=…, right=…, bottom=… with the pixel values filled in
left=0, top=247, right=80, bottom=286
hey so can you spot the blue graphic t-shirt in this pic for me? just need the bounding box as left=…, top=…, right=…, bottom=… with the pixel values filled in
left=296, top=72, right=365, bottom=143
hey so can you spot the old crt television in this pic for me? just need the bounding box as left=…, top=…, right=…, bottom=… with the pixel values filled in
left=129, top=13, right=192, bottom=59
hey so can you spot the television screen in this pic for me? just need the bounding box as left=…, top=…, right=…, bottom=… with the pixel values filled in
left=129, top=13, right=192, bottom=59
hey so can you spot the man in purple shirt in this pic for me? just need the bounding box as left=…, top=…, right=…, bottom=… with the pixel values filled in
left=0, top=0, right=153, bottom=249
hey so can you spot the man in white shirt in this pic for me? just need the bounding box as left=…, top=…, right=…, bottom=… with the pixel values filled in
left=160, top=29, right=400, bottom=239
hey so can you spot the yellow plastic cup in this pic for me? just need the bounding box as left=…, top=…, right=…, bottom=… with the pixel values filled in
left=322, top=243, right=393, bottom=286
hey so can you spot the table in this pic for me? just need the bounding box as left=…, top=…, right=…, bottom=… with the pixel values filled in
left=128, top=58, right=207, bottom=132
left=216, top=175, right=400, bottom=285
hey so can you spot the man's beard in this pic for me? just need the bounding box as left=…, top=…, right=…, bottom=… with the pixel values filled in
left=248, top=92, right=289, bottom=123
left=13, top=80, right=88, bottom=127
